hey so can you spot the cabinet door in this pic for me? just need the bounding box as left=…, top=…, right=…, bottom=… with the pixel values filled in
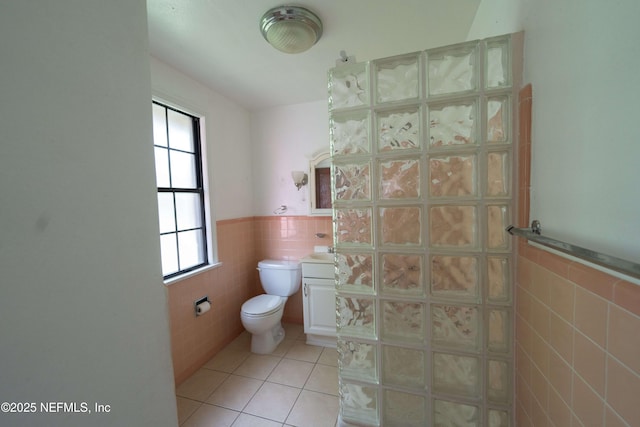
left=303, top=278, right=337, bottom=337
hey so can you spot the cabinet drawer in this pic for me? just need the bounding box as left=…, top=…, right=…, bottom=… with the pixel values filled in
left=302, top=262, right=334, bottom=279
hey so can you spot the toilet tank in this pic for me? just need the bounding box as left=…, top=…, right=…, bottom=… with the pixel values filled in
left=257, top=260, right=302, bottom=296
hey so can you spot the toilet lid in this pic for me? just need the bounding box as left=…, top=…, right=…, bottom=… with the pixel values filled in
left=242, top=294, right=284, bottom=316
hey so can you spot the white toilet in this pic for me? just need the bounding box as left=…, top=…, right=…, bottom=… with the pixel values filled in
left=240, top=259, right=301, bottom=354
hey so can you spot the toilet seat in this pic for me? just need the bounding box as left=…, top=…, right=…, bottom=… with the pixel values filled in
left=241, top=294, right=285, bottom=317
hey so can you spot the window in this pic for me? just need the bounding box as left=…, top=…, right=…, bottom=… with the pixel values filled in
left=152, top=101, right=208, bottom=279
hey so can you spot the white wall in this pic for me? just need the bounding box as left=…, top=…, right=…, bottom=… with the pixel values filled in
left=150, top=57, right=253, bottom=221
left=469, top=0, right=640, bottom=264
left=0, top=2, right=177, bottom=426
left=251, top=101, right=330, bottom=216
left=466, top=0, right=526, bottom=41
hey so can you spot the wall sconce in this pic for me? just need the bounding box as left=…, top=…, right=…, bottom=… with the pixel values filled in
left=292, top=171, right=308, bottom=190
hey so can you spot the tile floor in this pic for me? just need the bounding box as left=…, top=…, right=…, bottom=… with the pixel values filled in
left=175, top=323, right=339, bottom=427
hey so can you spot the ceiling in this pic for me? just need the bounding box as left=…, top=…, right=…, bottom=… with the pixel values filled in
left=147, top=0, right=481, bottom=111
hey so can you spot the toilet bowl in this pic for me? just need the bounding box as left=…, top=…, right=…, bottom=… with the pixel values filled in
left=240, top=260, right=301, bottom=354
left=241, top=294, right=286, bottom=354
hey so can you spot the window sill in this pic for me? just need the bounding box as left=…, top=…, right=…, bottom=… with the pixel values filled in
left=164, top=262, right=223, bottom=286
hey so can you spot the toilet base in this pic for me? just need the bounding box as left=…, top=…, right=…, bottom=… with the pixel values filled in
left=250, top=323, right=285, bottom=354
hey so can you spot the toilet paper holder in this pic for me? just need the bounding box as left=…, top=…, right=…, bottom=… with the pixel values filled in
left=194, top=296, right=211, bottom=317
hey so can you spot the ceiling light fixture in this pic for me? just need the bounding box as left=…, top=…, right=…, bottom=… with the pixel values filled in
left=260, top=5, right=322, bottom=54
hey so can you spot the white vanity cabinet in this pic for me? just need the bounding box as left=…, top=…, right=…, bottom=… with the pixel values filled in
left=301, top=256, right=337, bottom=347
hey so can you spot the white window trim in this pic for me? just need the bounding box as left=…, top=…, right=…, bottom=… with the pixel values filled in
left=152, top=93, right=219, bottom=284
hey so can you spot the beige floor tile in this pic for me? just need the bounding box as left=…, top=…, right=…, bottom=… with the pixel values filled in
left=267, top=358, right=314, bottom=388
left=305, top=364, right=338, bottom=396
left=176, top=396, right=201, bottom=426
left=204, top=346, right=251, bottom=373
left=176, top=368, right=229, bottom=401
left=317, top=347, right=338, bottom=367
left=285, top=342, right=323, bottom=363
left=233, top=354, right=280, bottom=380
left=206, top=374, right=262, bottom=411
left=270, top=338, right=296, bottom=357
left=286, top=390, right=339, bottom=427
left=243, top=382, right=301, bottom=422
left=231, top=413, right=283, bottom=427
left=182, top=403, right=239, bottom=427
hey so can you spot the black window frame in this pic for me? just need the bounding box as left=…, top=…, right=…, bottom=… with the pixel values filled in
left=152, top=100, right=209, bottom=280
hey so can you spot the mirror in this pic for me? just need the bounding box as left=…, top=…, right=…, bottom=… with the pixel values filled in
left=309, top=152, right=332, bottom=216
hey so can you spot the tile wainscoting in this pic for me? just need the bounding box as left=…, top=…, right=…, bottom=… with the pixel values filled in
left=515, top=84, right=640, bottom=427
left=168, top=216, right=332, bottom=385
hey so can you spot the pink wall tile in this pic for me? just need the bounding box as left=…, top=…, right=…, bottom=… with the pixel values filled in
left=573, top=331, right=606, bottom=396
left=608, top=305, right=640, bottom=374
left=606, top=356, right=640, bottom=426
left=574, top=286, right=608, bottom=347
left=572, top=373, right=604, bottom=427
left=613, top=279, right=640, bottom=316
left=567, top=262, right=616, bottom=300
left=547, top=311, right=573, bottom=364
left=515, top=83, right=640, bottom=427
left=166, top=214, right=334, bottom=385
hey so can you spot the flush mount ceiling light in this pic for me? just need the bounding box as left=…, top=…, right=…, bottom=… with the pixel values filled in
left=260, top=5, right=322, bottom=54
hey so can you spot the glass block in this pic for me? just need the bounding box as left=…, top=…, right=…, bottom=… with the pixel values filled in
left=384, top=390, right=427, bottom=426
left=381, top=253, right=425, bottom=297
left=336, top=252, right=374, bottom=294
left=429, top=101, right=476, bottom=147
left=330, top=111, right=370, bottom=155
left=429, top=205, right=477, bottom=248
left=379, top=158, right=421, bottom=199
left=486, top=38, right=510, bottom=89
left=340, top=382, right=379, bottom=426
left=382, top=345, right=426, bottom=389
left=335, top=162, right=371, bottom=201
left=380, top=206, right=422, bottom=246
left=377, top=107, right=421, bottom=152
left=487, top=257, right=510, bottom=303
left=434, top=399, right=480, bottom=427
left=375, top=54, right=420, bottom=103
left=337, top=296, right=375, bottom=339
left=432, top=304, right=480, bottom=350
left=381, top=301, right=425, bottom=344
left=433, top=352, right=480, bottom=397
left=429, top=154, right=477, bottom=197
left=487, top=96, right=509, bottom=143
left=338, top=340, right=377, bottom=382
left=487, top=205, right=510, bottom=250
left=488, top=359, right=510, bottom=403
left=488, top=409, right=510, bottom=427
left=336, top=208, right=372, bottom=246
left=329, top=62, right=369, bottom=110
left=488, top=309, right=510, bottom=354
left=430, top=255, right=479, bottom=300
left=428, top=44, right=477, bottom=95
left=487, top=151, right=510, bottom=197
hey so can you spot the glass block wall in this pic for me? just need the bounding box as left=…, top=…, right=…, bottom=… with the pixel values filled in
left=329, top=33, right=523, bottom=426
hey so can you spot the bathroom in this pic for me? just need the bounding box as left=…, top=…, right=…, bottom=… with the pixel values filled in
left=2, top=1, right=639, bottom=427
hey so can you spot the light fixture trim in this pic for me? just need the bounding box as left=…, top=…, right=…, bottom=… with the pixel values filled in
left=260, top=5, right=323, bottom=54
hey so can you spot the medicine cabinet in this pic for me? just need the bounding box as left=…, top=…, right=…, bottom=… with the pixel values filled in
left=309, top=151, right=332, bottom=216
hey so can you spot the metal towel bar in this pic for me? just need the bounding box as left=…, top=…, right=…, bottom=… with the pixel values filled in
left=506, top=220, right=640, bottom=279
